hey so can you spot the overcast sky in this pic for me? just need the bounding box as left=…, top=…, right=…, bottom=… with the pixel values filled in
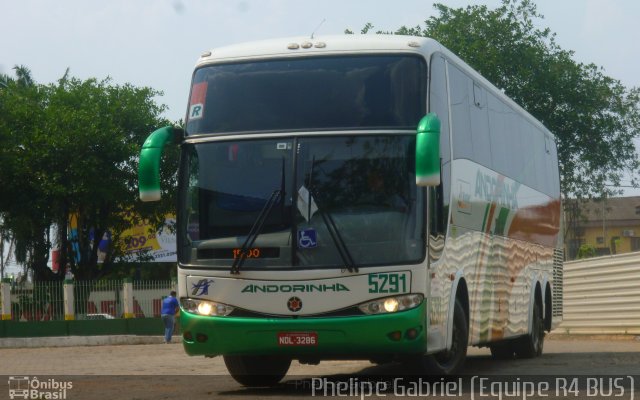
left=2, top=0, right=639, bottom=123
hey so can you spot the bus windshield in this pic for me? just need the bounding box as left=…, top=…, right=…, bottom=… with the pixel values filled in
left=179, top=135, right=425, bottom=269
left=185, top=55, right=426, bottom=135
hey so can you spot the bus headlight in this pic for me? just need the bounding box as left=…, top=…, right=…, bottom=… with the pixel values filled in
left=181, top=298, right=235, bottom=316
left=358, top=294, right=423, bottom=315
left=197, top=302, right=212, bottom=315
left=384, top=298, right=399, bottom=312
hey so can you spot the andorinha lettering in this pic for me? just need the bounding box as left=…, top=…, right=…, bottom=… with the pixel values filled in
left=475, top=170, right=520, bottom=209
left=241, top=283, right=350, bottom=293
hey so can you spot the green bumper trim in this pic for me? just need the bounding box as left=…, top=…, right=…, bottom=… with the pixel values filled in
left=180, top=302, right=427, bottom=358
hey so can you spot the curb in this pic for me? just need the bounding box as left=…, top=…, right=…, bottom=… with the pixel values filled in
left=0, top=335, right=170, bottom=348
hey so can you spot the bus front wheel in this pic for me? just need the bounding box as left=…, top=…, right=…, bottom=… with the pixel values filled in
left=407, top=298, right=468, bottom=375
left=223, top=355, right=291, bottom=387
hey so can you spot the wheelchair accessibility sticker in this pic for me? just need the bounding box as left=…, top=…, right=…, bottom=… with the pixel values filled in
left=298, top=228, right=318, bottom=249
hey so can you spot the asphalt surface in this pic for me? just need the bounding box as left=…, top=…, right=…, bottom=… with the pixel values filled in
left=1, top=334, right=639, bottom=399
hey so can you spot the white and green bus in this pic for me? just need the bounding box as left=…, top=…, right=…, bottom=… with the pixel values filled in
left=139, top=35, right=563, bottom=386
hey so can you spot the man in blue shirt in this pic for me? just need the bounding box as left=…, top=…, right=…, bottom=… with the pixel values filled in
left=161, top=290, right=180, bottom=343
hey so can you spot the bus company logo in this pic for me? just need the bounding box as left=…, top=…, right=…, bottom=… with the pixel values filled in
left=8, top=376, right=73, bottom=399
left=241, top=283, right=350, bottom=293
left=475, top=170, right=520, bottom=209
left=287, top=297, right=303, bottom=312
left=191, top=279, right=215, bottom=296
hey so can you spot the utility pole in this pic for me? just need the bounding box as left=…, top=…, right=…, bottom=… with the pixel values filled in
left=602, top=192, right=607, bottom=254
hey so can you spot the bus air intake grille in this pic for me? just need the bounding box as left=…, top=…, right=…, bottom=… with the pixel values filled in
left=552, top=248, right=564, bottom=318
left=228, top=306, right=365, bottom=318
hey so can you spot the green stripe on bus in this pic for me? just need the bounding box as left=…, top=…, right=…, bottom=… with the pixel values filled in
left=481, top=203, right=491, bottom=232
left=494, top=207, right=510, bottom=236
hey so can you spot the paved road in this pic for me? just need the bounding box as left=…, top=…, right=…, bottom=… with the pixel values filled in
left=2, top=335, right=639, bottom=399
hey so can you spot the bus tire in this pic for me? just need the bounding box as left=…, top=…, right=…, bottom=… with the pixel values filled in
left=223, top=355, right=291, bottom=387
left=418, top=298, right=468, bottom=375
left=515, top=301, right=544, bottom=358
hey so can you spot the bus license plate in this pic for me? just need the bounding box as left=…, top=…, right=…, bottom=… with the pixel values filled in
left=277, top=332, right=318, bottom=346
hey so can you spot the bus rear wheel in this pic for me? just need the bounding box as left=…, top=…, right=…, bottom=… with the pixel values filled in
left=223, top=355, right=291, bottom=387
left=515, top=301, right=544, bottom=358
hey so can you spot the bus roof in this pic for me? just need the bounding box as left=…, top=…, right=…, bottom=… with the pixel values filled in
left=195, top=35, right=442, bottom=66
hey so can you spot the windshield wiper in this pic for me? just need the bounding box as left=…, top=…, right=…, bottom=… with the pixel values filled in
left=230, top=189, right=282, bottom=275
left=231, top=157, right=287, bottom=275
left=314, top=194, right=358, bottom=273
left=306, top=163, right=357, bottom=273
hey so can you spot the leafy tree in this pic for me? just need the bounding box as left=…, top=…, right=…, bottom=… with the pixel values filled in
left=0, top=216, right=16, bottom=280
left=0, top=67, right=176, bottom=281
left=347, top=0, right=640, bottom=199
left=0, top=66, right=51, bottom=280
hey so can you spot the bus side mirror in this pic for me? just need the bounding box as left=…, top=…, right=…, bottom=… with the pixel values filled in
left=415, top=113, right=441, bottom=187
left=138, top=126, right=176, bottom=202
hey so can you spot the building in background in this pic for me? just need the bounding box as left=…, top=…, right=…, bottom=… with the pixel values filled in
left=566, top=196, right=640, bottom=259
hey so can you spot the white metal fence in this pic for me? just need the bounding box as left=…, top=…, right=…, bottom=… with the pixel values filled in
left=8, top=281, right=65, bottom=321
left=132, top=280, right=176, bottom=318
left=5, top=280, right=175, bottom=321
left=560, top=251, right=640, bottom=335
left=75, top=280, right=123, bottom=320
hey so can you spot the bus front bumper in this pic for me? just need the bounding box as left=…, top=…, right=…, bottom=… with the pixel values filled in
left=179, top=302, right=427, bottom=358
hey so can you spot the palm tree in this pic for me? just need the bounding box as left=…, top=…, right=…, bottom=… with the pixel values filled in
left=13, top=65, right=35, bottom=87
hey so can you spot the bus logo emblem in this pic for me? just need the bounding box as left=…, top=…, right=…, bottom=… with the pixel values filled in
left=191, top=279, right=215, bottom=296
left=287, top=297, right=303, bottom=312
left=189, top=104, right=203, bottom=120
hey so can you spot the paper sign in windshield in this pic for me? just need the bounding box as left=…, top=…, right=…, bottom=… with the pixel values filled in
left=297, top=185, right=318, bottom=221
